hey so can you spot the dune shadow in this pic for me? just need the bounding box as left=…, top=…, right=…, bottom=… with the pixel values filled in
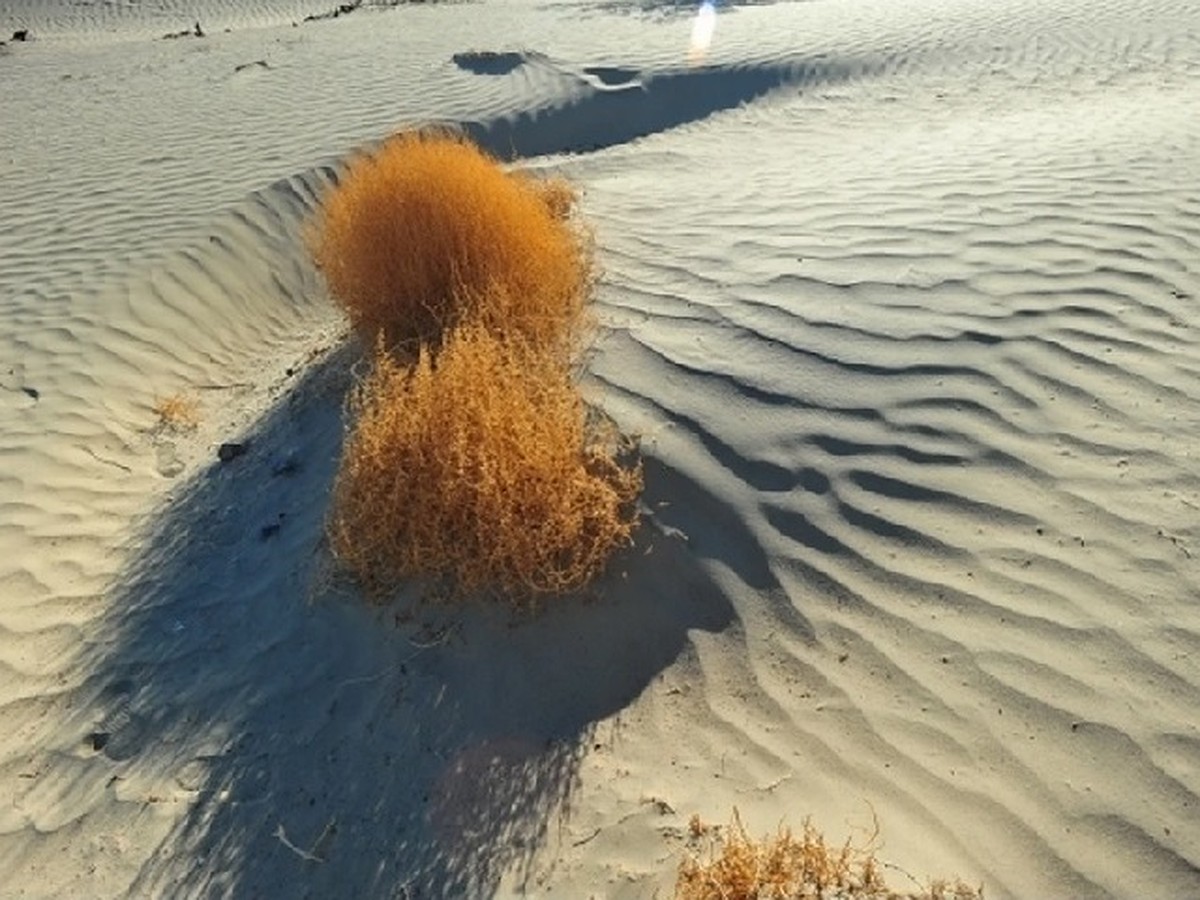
left=76, top=332, right=734, bottom=896
left=460, top=61, right=841, bottom=158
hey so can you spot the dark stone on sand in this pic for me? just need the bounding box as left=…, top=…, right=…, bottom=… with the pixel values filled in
left=217, top=441, right=249, bottom=463
left=12, top=29, right=28, bottom=42
left=21, top=386, right=38, bottom=400
left=89, top=732, right=110, bottom=752
left=163, top=21, right=204, bottom=39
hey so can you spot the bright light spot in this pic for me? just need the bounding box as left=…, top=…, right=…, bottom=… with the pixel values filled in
left=689, top=0, right=717, bottom=64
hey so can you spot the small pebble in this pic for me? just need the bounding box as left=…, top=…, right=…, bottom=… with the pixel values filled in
left=218, top=441, right=248, bottom=463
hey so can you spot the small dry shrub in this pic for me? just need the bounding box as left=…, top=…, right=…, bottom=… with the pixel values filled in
left=329, top=322, right=642, bottom=603
left=677, top=811, right=982, bottom=900
left=153, top=393, right=199, bottom=431
left=307, top=130, right=591, bottom=350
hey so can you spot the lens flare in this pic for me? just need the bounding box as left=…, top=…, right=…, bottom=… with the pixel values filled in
left=689, top=0, right=717, bottom=65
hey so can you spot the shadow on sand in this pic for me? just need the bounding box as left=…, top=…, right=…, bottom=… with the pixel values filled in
left=44, top=66, right=861, bottom=891
left=77, top=337, right=734, bottom=897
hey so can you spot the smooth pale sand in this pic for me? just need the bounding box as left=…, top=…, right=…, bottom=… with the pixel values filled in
left=1, top=0, right=1199, bottom=897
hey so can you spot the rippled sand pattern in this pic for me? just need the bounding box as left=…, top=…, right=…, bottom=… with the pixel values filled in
left=0, top=0, right=1198, bottom=896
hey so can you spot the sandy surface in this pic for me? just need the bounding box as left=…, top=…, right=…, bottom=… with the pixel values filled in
left=1, top=0, right=1199, bottom=897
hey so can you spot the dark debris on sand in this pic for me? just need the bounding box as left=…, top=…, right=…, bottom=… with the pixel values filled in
left=217, top=441, right=249, bottom=463
left=163, top=21, right=204, bottom=39
left=303, top=1, right=363, bottom=23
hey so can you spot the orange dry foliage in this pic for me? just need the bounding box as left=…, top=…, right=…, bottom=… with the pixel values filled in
left=676, top=811, right=982, bottom=900
left=532, top=175, right=579, bottom=221
left=307, top=130, right=591, bottom=350
left=153, top=393, right=199, bottom=431
left=328, top=323, right=642, bottom=604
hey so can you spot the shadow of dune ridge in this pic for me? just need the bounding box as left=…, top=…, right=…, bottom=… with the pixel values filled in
left=458, top=56, right=867, bottom=158
left=62, top=162, right=736, bottom=895
left=88, top=351, right=734, bottom=896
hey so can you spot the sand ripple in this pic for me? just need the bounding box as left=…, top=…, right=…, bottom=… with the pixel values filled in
left=1, top=0, right=1199, bottom=896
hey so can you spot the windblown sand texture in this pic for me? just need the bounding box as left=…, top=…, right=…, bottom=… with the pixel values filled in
left=1, top=0, right=1199, bottom=897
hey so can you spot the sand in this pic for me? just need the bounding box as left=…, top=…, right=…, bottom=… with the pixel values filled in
left=1, top=0, right=1198, bottom=896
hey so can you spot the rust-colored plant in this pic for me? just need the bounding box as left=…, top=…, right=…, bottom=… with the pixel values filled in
left=328, top=322, right=641, bottom=605
left=676, top=811, right=982, bottom=900
left=307, top=130, right=591, bottom=350
left=152, top=393, right=199, bottom=431
left=531, top=175, right=579, bottom=221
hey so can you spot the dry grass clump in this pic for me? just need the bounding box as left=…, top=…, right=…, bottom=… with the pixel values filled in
left=307, top=130, right=591, bottom=350
left=315, top=129, right=639, bottom=603
left=677, top=811, right=982, bottom=900
left=152, top=393, right=199, bottom=431
left=532, top=175, right=579, bottom=221
left=329, top=322, right=642, bottom=603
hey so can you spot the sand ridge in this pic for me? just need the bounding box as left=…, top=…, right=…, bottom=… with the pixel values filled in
left=1, top=0, right=1199, bottom=896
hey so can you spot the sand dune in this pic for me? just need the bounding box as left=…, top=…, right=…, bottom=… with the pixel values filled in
left=1, top=0, right=1199, bottom=896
